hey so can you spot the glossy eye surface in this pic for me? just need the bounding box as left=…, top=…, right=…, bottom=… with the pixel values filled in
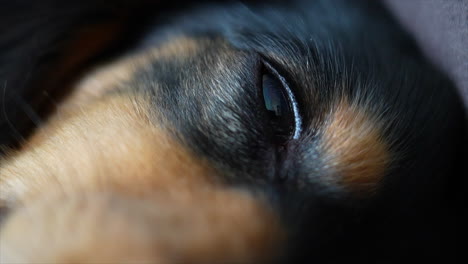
left=261, top=61, right=301, bottom=144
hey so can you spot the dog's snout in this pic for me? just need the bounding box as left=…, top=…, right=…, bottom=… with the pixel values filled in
left=0, top=95, right=285, bottom=263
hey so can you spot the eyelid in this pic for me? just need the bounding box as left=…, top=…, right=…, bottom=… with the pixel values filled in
left=262, top=60, right=302, bottom=139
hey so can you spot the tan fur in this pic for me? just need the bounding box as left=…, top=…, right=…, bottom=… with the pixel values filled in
left=66, top=36, right=203, bottom=108
left=0, top=190, right=282, bottom=264
left=0, top=94, right=284, bottom=263
left=0, top=95, right=213, bottom=204
left=320, top=98, right=390, bottom=193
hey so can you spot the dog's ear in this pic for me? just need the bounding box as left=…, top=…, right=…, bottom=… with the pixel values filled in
left=0, top=0, right=127, bottom=146
left=0, top=1, right=152, bottom=149
left=0, top=0, right=202, bottom=149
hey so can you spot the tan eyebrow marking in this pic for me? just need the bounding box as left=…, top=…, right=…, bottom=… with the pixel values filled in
left=320, top=97, right=390, bottom=194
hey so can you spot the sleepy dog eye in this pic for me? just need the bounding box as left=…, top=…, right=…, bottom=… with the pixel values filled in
left=261, top=61, right=302, bottom=144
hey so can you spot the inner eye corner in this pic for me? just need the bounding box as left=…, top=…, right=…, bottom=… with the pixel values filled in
left=259, top=59, right=302, bottom=143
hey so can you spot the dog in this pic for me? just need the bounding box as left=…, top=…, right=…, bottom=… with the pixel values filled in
left=0, top=0, right=466, bottom=263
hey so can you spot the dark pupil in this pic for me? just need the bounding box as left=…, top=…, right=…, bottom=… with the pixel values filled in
left=262, top=73, right=294, bottom=142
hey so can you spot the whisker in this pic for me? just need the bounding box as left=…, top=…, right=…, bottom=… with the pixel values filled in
left=16, top=95, right=42, bottom=128
left=2, top=80, right=25, bottom=142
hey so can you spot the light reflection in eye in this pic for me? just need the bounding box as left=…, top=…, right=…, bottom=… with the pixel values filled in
left=262, top=74, right=290, bottom=117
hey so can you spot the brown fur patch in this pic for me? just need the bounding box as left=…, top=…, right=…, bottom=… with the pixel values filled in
left=320, top=98, right=390, bottom=194
left=0, top=95, right=284, bottom=263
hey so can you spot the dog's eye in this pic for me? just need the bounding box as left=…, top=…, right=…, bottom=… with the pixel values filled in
left=261, top=61, right=302, bottom=144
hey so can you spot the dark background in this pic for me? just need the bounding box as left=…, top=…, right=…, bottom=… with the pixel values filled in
left=384, top=0, right=468, bottom=110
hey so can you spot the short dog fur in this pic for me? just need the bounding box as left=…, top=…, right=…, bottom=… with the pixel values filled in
left=0, top=0, right=466, bottom=263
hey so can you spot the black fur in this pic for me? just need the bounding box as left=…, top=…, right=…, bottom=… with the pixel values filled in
left=1, top=0, right=466, bottom=262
